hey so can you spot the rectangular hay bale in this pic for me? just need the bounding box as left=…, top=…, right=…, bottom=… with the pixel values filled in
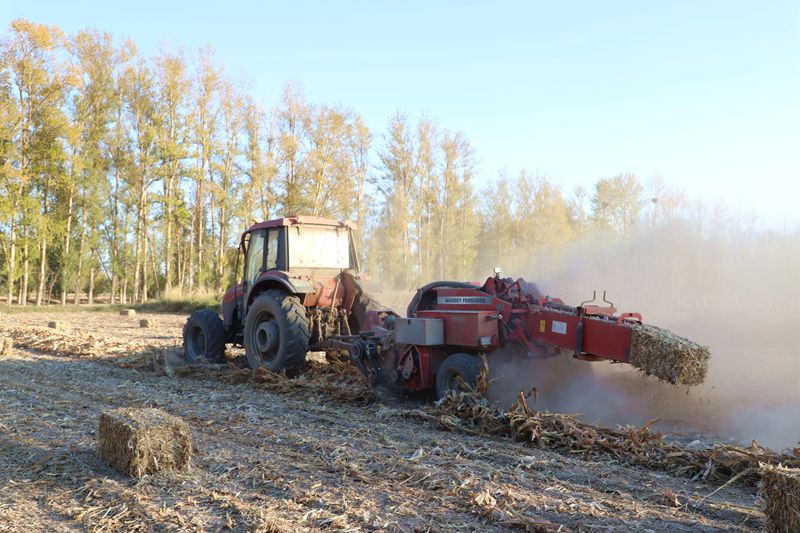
left=760, top=463, right=800, bottom=533
left=97, top=407, right=190, bottom=477
left=119, top=309, right=136, bottom=317
left=628, top=324, right=710, bottom=386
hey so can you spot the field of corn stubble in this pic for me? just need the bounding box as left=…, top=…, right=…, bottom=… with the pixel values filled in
left=0, top=310, right=779, bottom=532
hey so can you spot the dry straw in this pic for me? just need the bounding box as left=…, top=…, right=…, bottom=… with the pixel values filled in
left=97, top=407, right=191, bottom=478
left=760, top=463, right=800, bottom=533
left=0, top=337, right=11, bottom=356
left=628, top=323, right=710, bottom=385
left=420, top=391, right=800, bottom=486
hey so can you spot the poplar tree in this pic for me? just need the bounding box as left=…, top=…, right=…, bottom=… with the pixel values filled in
left=188, top=47, right=220, bottom=292
left=376, top=113, right=415, bottom=289
left=3, top=20, right=68, bottom=306
left=241, top=95, right=275, bottom=222
left=591, top=174, right=644, bottom=235
left=213, top=79, right=242, bottom=291
left=154, top=47, right=191, bottom=295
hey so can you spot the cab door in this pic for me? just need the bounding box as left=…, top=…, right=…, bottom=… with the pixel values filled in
left=241, top=229, right=265, bottom=318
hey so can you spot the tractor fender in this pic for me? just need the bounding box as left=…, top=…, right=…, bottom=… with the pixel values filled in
left=247, top=273, right=315, bottom=304
left=221, top=284, right=243, bottom=330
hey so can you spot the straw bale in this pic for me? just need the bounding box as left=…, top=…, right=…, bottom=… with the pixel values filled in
left=119, top=309, right=136, bottom=317
left=139, top=319, right=154, bottom=328
left=97, top=407, right=190, bottom=478
left=47, top=321, right=61, bottom=330
left=628, top=323, right=710, bottom=385
left=760, top=463, right=800, bottom=533
left=0, top=337, right=11, bottom=356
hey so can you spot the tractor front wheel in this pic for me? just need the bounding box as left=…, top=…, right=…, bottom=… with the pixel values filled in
left=435, top=352, right=485, bottom=400
left=183, top=310, right=227, bottom=364
left=244, top=289, right=309, bottom=372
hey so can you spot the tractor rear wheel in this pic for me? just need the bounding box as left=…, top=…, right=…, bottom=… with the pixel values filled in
left=435, top=352, right=485, bottom=399
left=244, top=289, right=309, bottom=372
left=183, top=310, right=227, bottom=364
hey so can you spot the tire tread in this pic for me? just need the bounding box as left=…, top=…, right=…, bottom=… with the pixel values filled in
left=435, top=352, right=484, bottom=399
left=182, top=309, right=226, bottom=364
left=245, top=289, right=309, bottom=371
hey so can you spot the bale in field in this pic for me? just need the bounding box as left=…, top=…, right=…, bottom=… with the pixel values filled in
left=97, top=407, right=191, bottom=478
left=0, top=337, right=11, bottom=356
left=119, top=309, right=136, bottom=317
left=47, top=321, right=61, bottom=330
left=628, top=323, right=710, bottom=386
left=760, top=463, right=800, bottom=533
left=139, top=319, right=155, bottom=328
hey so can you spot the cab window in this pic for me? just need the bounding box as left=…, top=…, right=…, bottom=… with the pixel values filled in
left=265, top=228, right=279, bottom=270
left=244, top=230, right=265, bottom=285
left=288, top=225, right=351, bottom=269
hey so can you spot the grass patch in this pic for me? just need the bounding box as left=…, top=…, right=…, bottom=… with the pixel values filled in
left=133, top=297, right=220, bottom=314
left=1, top=295, right=220, bottom=315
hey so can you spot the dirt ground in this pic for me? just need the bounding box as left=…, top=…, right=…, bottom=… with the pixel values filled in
left=0, top=310, right=768, bottom=532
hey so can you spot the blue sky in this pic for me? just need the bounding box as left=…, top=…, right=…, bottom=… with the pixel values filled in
left=4, top=0, right=799, bottom=229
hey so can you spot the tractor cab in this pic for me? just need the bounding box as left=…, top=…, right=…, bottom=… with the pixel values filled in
left=239, top=216, right=359, bottom=295
left=220, top=216, right=361, bottom=332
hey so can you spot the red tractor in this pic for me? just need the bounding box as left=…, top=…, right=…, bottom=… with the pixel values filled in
left=182, top=216, right=383, bottom=372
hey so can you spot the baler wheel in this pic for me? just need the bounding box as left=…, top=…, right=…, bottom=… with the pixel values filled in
left=183, top=309, right=227, bottom=364
left=244, top=289, right=309, bottom=372
left=435, top=352, right=485, bottom=400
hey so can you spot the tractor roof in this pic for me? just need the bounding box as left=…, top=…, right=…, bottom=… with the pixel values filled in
left=246, top=215, right=356, bottom=233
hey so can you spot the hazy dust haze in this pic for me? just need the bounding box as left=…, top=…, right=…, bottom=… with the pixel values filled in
left=485, top=221, right=800, bottom=450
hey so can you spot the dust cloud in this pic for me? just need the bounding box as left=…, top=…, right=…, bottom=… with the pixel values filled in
left=487, top=220, right=800, bottom=450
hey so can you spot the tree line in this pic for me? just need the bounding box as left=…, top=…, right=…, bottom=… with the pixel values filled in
left=1, top=19, right=371, bottom=305
left=1, top=19, right=792, bottom=307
